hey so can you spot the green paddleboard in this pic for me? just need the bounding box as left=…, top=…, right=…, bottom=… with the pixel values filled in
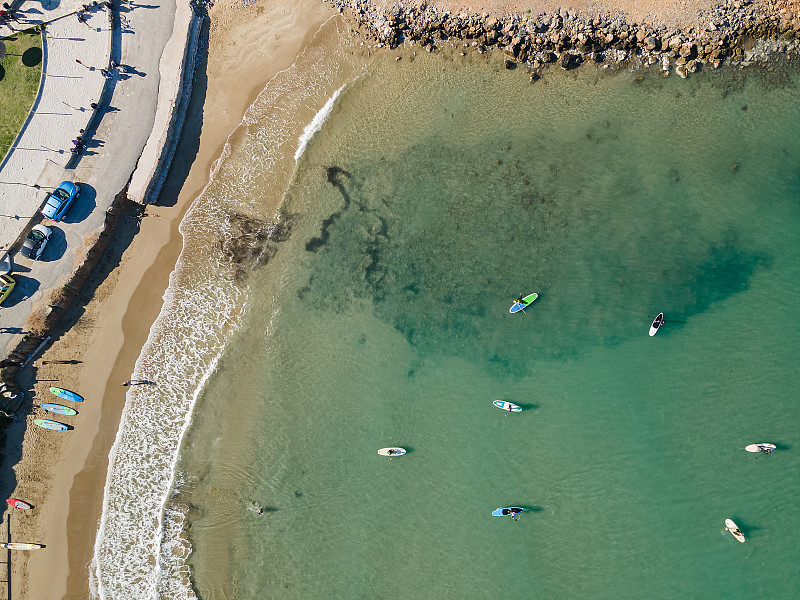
left=510, top=293, right=538, bottom=313
left=49, top=387, right=83, bottom=403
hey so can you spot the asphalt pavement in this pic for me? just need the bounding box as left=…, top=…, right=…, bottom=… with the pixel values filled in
left=0, top=0, right=180, bottom=357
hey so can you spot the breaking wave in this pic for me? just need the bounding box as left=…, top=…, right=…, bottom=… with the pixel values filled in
left=294, top=84, right=346, bottom=161
left=89, top=15, right=362, bottom=600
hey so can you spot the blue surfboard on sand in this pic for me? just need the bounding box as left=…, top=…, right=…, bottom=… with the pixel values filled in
left=41, top=403, right=77, bottom=416
left=33, top=419, right=71, bottom=431
left=49, top=387, right=83, bottom=403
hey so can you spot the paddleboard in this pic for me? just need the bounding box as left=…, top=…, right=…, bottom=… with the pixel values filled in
left=5, top=498, right=32, bottom=510
left=493, top=400, right=522, bottom=413
left=745, top=443, right=776, bottom=453
left=40, top=403, right=77, bottom=416
left=492, top=507, right=524, bottom=517
left=725, top=518, right=745, bottom=543
left=0, top=542, right=43, bottom=550
left=49, top=387, right=83, bottom=403
left=509, top=293, right=538, bottom=314
left=33, top=419, right=70, bottom=431
left=378, top=447, right=406, bottom=457
left=649, top=312, right=664, bottom=336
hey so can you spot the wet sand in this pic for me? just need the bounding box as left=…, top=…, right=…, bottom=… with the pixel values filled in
left=1, top=1, right=336, bottom=598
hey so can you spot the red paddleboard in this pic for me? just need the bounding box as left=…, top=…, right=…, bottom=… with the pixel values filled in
left=6, top=498, right=32, bottom=510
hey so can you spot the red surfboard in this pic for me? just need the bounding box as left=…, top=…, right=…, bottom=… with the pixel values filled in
left=6, top=498, right=33, bottom=510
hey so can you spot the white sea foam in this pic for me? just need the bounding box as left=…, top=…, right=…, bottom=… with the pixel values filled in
left=89, top=16, right=363, bottom=600
left=90, top=225, right=246, bottom=599
left=294, top=84, right=346, bottom=162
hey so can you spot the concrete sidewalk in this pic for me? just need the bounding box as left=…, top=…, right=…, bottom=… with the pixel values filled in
left=0, top=0, right=199, bottom=359
left=0, top=0, right=111, bottom=248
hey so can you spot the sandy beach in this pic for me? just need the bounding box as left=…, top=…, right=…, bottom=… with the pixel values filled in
left=2, top=0, right=798, bottom=597
left=1, top=1, right=336, bottom=597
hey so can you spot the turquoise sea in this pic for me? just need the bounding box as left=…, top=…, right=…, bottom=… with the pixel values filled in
left=91, top=19, right=800, bottom=600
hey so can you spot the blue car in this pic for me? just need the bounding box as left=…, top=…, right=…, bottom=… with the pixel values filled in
left=41, top=181, right=80, bottom=221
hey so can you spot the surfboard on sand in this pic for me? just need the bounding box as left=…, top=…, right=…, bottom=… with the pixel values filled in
left=745, top=443, right=776, bottom=453
left=33, top=419, right=70, bottom=431
left=0, top=542, right=43, bottom=550
left=649, top=312, right=664, bottom=336
left=6, top=498, right=32, bottom=510
left=49, top=387, right=83, bottom=403
left=725, top=518, right=745, bottom=543
left=510, top=293, right=538, bottom=314
left=40, top=403, right=77, bottom=416
left=493, top=400, right=521, bottom=412
left=378, top=447, right=406, bottom=457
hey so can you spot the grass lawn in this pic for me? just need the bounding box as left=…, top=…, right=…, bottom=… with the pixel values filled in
left=0, top=28, right=43, bottom=159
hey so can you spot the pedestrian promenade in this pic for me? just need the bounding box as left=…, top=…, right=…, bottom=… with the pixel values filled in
left=0, top=0, right=195, bottom=361
left=0, top=0, right=111, bottom=248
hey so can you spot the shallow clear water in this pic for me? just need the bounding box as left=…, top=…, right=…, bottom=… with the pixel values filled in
left=175, top=51, right=800, bottom=599
left=106, top=36, right=800, bottom=599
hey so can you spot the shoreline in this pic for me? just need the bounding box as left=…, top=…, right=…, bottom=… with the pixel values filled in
left=2, top=0, right=799, bottom=597
left=1, top=1, right=338, bottom=598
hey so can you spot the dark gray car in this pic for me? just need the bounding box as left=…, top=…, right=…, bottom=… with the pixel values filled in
left=19, top=224, right=52, bottom=260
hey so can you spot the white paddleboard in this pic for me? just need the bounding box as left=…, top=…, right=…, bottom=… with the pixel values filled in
left=745, top=443, right=776, bottom=453
left=378, top=447, right=406, bottom=457
left=649, top=312, right=664, bottom=336
left=493, top=400, right=521, bottom=413
left=0, top=542, right=44, bottom=550
left=725, top=518, right=745, bottom=543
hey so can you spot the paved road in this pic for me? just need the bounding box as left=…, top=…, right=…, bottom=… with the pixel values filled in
left=0, top=0, right=180, bottom=358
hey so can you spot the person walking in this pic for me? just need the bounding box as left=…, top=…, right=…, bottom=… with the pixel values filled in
left=122, top=379, right=152, bottom=386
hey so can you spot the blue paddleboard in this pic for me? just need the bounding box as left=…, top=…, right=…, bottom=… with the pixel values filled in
left=33, top=419, right=70, bottom=431
left=49, top=387, right=83, bottom=403
left=492, top=506, right=524, bottom=517
left=41, top=403, right=77, bottom=416
left=509, top=293, right=538, bottom=314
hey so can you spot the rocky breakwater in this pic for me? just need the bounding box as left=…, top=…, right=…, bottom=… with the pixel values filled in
left=326, top=0, right=800, bottom=77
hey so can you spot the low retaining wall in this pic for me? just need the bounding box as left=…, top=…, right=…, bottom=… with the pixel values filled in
left=127, top=2, right=203, bottom=204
